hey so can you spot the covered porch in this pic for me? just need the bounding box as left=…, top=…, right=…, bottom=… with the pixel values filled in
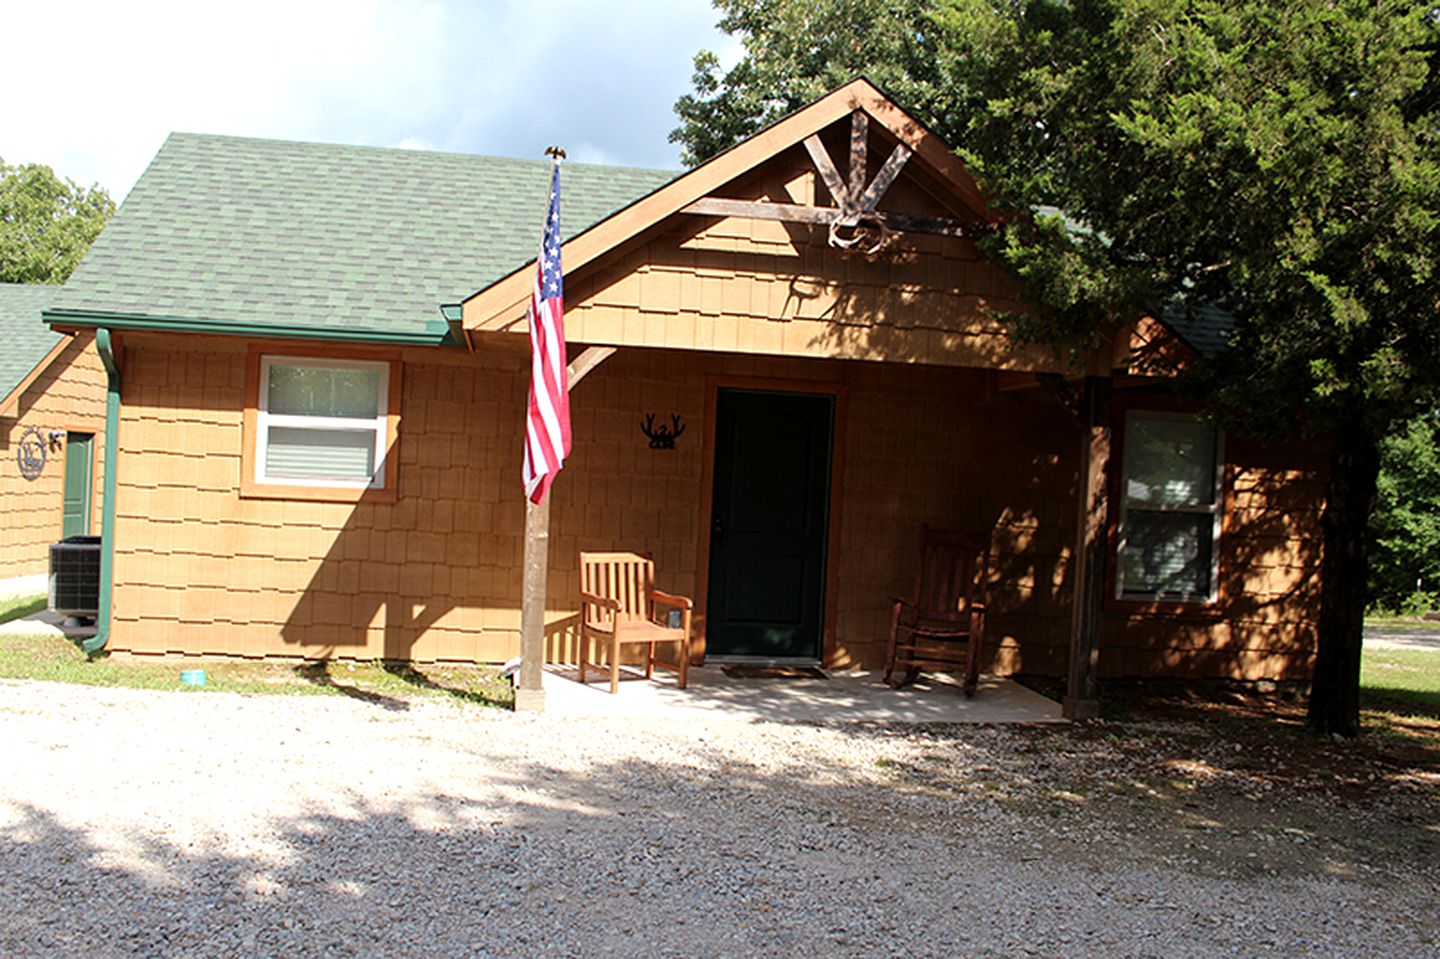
left=460, top=81, right=1116, bottom=715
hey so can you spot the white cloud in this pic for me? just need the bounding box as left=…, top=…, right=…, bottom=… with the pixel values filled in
left=1, top=0, right=732, bottom=200
left=567, top=142, right=619, bottom=167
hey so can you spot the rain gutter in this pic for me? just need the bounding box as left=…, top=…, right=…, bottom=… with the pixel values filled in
left=43, top=309, right=454, bottom=347
left=85, top=328, right=120, bottom=655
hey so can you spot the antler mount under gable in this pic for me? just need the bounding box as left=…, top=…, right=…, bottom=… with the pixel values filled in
left=681, top=111, right=993, bottom=254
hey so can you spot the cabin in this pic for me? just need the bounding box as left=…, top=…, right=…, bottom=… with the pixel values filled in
left=1, top=284, right=107, bottom=589
left=41, top=80, right=1326, bottom=709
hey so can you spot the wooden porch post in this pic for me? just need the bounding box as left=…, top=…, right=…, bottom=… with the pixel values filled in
left=514, top=345, right=617, bottom=712
left=514, top=498, right=552, bottom=712
left=1064, top=376, right=1111, bottom=720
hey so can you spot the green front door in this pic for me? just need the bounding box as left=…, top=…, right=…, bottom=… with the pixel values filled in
left=705, top=389, right=834, bottom=660
left=61, top=433, right=94, bottom=538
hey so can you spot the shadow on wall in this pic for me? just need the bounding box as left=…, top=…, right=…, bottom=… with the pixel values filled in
left=267, top=362, right=1061, bottom=674
left=275, top=499, right=536, bottom=663
left=273, top=347, right=701, bottom=667
left=621, top=180, right=1036, bottom=371
left=265, top=389, right=1323, bottom=682
left=1089, top=430, right=1329, bottom=681
left=262, top=352, right=533, bottom=662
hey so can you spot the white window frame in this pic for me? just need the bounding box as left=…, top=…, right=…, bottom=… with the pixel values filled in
left=254, top=356, right=390, bottom=489
left=1115, top=410, right=1224, bottom=603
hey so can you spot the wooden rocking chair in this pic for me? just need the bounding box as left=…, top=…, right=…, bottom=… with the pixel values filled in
left=885, top=526, right=990, bottom=696
left=578, top=551, right=692, bottom=694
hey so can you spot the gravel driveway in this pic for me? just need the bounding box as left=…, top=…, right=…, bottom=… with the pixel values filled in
left=2, top=680, right=1435, bottom=958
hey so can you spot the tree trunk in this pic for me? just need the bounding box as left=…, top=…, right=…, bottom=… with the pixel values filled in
left=1308, top=413, right=1380, bottom=737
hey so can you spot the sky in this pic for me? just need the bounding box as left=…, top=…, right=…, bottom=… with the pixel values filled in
left=4, top=0, right=740, bottom=202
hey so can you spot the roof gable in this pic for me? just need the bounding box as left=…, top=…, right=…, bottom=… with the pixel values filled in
left=461, top=78, right=1000, bottom=332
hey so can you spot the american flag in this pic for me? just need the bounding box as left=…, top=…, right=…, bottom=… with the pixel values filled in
left=522, top=162, right=571, bottom=504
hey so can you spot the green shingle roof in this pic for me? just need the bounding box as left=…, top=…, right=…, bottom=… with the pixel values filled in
left=1159, top=301, right=1235, bottom=359
left=50, top=133, right=677, bottom=342
left=0, top=283, right=63, bottom=402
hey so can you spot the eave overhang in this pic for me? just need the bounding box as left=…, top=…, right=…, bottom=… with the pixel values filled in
left=43, top=308, right=456, bottom=348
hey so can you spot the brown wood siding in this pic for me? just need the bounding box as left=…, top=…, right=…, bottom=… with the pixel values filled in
left=106, top=332, right=1322, bottom=680
left=0, top=333, right=108, bottom=578
left=1095, top=431, right=1327, bottom=681
left=110, top=334, right=525, bottom=661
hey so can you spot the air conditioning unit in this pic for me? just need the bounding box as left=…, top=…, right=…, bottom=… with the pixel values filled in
left=49, top=535, right=101, bottom=620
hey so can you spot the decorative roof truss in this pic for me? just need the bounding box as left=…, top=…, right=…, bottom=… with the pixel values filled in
left=681, top=111, right=992, bottom=253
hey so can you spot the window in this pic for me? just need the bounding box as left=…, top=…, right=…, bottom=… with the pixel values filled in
left=253, top=356, right=391, bottom=490
left=1116, top=412, right=1223, bottom=602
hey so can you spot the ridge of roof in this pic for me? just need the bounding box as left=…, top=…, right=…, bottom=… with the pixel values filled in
left=159, top=131, right=671, bottom=179
left=50, top=133, right=677, bottom=341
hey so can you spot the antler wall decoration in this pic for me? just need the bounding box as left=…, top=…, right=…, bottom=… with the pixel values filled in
left=641, top=413, right=686, bottom=450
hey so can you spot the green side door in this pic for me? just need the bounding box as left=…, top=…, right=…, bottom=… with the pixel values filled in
left=61, top=433, right=95, bottom=538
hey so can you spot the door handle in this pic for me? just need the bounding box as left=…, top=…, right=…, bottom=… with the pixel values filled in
left=711, top=515, right=722, bottom=548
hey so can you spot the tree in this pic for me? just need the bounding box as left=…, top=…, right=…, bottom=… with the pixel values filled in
left=0, top=159, right=115, bottom=284
left=671, top=0, right=948, bottom=166
left=675, top=0, right=1440, bottom=736
left=1370, top=412, right=1440, bottom=613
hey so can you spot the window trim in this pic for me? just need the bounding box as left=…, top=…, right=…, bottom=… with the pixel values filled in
left=1112, top=407, right=1226, bottom=607
left=240, top=345, right=401, bottom=503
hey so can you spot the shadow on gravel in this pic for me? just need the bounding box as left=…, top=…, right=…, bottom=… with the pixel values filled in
left=378, top=661, right=510, bottom=708
left=293, top=663, right=410, bottom=712
left=4, top=720, right=1439, bottom=958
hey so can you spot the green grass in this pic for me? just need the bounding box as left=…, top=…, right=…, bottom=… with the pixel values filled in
left=1363, top=646, right=1440, bottom=696
left=0, top=593, right=47, bottom=625
left=0, top=613, right=513, bottom=709
left=1361, top=645, right=1440, bottom=743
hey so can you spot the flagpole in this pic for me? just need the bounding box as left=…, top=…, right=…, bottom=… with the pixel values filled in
left=515, top=147, right=567, bottom=713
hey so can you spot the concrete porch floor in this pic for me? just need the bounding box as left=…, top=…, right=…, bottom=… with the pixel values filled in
left=539, top=664, right=1066, bottom=723
left=8, top=603, right=1062, bottom=723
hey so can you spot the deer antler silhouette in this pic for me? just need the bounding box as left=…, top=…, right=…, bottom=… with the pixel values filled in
left=641, top=413, right=686, bottom=449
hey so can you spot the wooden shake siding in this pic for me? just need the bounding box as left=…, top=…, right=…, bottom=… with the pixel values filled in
left=833, top=361, right=1077, bottom=671
left=1096, top=434, right=1327, bottom=680
left=106, top=331, right=1075, bottom=667
left=0, top=333, right=107, bottom=577
left=112, top=334, right=526, bottom=661
left=106, top=329, right=1323, bottom=678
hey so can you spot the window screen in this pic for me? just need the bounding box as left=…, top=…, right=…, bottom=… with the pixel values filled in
left=256, top=358, right=388, bottom=488
left=1117, top=414, right=1221, bottom=601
